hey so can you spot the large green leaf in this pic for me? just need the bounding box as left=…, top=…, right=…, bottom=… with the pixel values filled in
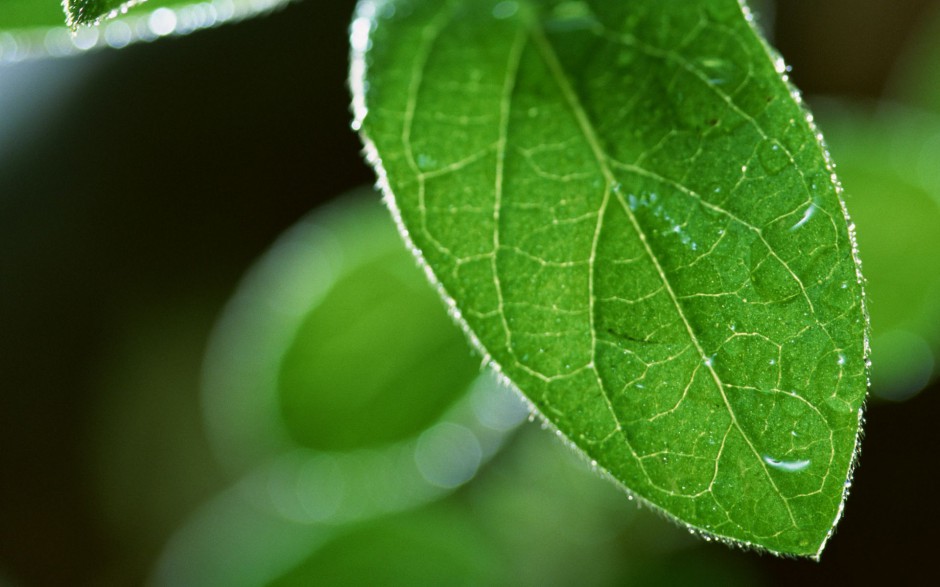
left=353, top=0, right=868, bottom=556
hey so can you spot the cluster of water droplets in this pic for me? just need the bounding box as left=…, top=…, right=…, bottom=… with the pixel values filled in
left=621, top=185, right=702, bottom=251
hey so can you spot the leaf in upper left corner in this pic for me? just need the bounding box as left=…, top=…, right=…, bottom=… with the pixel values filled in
left=0, top=0, right=293, bottom=59
left=63, top=0, right=125, bottom=28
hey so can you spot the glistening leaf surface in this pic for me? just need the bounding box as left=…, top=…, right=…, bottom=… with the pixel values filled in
left=354, top=0, right=867, bottom=556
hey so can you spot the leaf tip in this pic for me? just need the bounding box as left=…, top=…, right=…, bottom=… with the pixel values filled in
left=63, top=0, right=148, bottom=30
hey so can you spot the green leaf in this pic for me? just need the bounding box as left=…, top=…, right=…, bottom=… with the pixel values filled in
left=64, top=0, right=127, bottom=28
left=277, top=246, right=482, bottom=452
left=270, top=503, right=504, bottom=587
left=0, top=1, right=65, bottom=30
left=156, top=192, right=528, bottom=586
left=353, top=0, right=868, bottom=556
left=0, top=0, right=292, bottom=60
left=202, top=192, right=519, bottom=470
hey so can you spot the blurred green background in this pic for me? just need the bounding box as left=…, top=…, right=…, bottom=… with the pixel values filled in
left=2, top=0, right=940, bottom=585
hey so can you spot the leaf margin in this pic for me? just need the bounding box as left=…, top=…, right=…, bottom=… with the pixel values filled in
left=350, top=0, right=869, bottom=559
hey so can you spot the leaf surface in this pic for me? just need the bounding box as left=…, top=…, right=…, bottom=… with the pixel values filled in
left=354, top=0, right=868, bottom=556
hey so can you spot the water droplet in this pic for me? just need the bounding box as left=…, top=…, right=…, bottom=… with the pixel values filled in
left=837, top=353, right=846, bottom=366
left=759, top=140, right=789, bottom=175
left=415, top=423, right=483, bottom=488
left=149, top=8, right=178, bottom=37
left=417, top=153, right=437, bottom=169
left=790, top=204, right=816, bottom=231
left=762, top=455, right=811, bottom=472
left=704, top=355, right=715, bottom=368
left=351, top=15, right=372, bottom=53
left=492, top=1, right=519, bottom=19
left=104, top=21, right=133, bottom=49
left=70, top=27, right=100, bottom=51
left=698, top=57, right=735, bottom=85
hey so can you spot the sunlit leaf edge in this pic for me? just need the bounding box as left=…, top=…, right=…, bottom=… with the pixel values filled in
left=350, top=0, right=870, bottom=559
left=817, top=99, right=940, bottom=399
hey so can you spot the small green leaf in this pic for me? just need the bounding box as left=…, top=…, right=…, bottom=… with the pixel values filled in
left=64, top=0, right=126, bottom=28
left=0, top=0, right=292, bottom=60
left=354, top=0, right=868, bottom=556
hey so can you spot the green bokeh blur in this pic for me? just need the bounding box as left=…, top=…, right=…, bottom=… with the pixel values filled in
left=278, top=247, right=479, bottom=451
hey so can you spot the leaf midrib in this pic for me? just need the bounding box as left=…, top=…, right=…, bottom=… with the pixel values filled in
left=390, top=0, right=801, bottom=536
left=525, top=13, right=798, bottom=528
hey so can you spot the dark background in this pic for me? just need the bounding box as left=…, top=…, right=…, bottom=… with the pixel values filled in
left=1, top=1, right=937, bottom=585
